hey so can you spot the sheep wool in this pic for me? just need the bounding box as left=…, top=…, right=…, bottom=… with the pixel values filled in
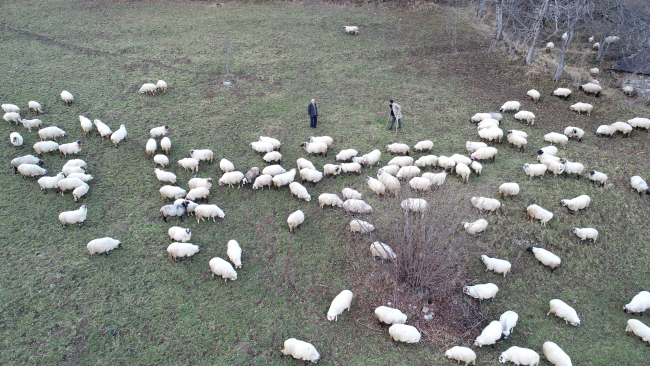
left=289, top=182, right=311, bottom=202
left=542, top=342, right=572, bottom=366
left=528, top=246, right=561, bottom=271
left=258, top=136, right=281, bottom=150
left=327, top=290, right=353, bottom=321
left=150, top=125, right=169, bottom=138
left=219, top=171, right=245, bottom=188
left=463, top=219, right=488, bottom=234
left=139, top=83, right=157, bottom=95
left=507, top=134, right=527, bottom=152
left=21, top=118, right=43, bottom=132
left=262, top=164, right=286, bottom=177
left=499, top=311, right=518, bottom=338
left=389, top=324, right=421, bottom=344
left=552, top=88, right=572, bottom=99
left=189, top=149, right=214, bottom=163
left=175, top=199, right=198, bottom=216
left=160, top=185, right=186, bottom=201
left=544, top=132, right=569, bottom=149
left=396, top=165, right=421, bottom=180
left=387, top=156, right=414, bottom=167
left=146, top=138, right=157, bottom=158
left=481, top=255, right=511, bottom=277
left=300, top=141, right=327, bottom=157
left=72, top=183, right=90, bottom=202
left=188, top=177, right=213, bottom=190
left=300, top=167, right=323, bottom=185
left=375, top=306, right=407, bottom=325
left=624, top=291, right=650, bottom=316
left=386, top=143, right=410, bottom=156
left=499, top=346, right=540, bottom=366
left=593, top=42, right=600, bottom=50
left=527, top=89, right=540, bottom=103
left=110, top=124, right=127, bottom=147
left=571, top=227, right=598, bottom=243
left=455, top=163, right=471, bottom=183
left=58, top=177, right=85, bottom=196
left=209, top=257, right=237, bottom=283
left=628, top=117, right=650, bottom=130
left=38, top=172, right=65, bottom=194
left=33, top=141, right=59, bottom=156
left=61, top=165, right=86, bottom=176
left=341, top=188, right=363, bottom=200
left=341, top=162, right=361, bottom=174
left=308, top=135, right=333, bottom=148
left=588, top=170, right=608, bottom=187
left=344, top=25, right=359, bottom=35
left=93, top=119, right=112, bottom=140
left=413, top=140, right=433, bottom=152
left=272, top=168, right=296, bottom=189
left=244, top=167, right=259, bottom=186
left=194, top=204, right=225, bottom=223
left=17, top=164, right=47, bottom=179
left=79, top=116, right=92, bottom=136
left=470, top=197, right=501, bottom=214
left=380, top=165, right=400, bottom=176
left=335, top=149, right=358, bottom=161
left=474, top=320, right=502, bottom=347
left=499, top=101, right=521, bottom=112
left=545, top=42, right=555, bottom=52
left=370, top=242, right=396, bottom=260
left=415, top=155, right=438, bottom=168
left=579, top=82, right=602, bottom=97
left=365, top=176, right=386, bottom=197
left=350, top=219, right=375, bottom=234
left=60, top=90, right=74, bottom=106
left=409, top=176, right=432, bottom=191
left=377, top=169, right=401, bottom=194
left=186, top=187, right=210, bottom=202
left=470, top=113, right=492, bottom=123
left=159, top=136, right=171, bottom=154
left=226, top=240, right=242, bottom=268
left=477, top=118, right=498, bottom=130
left=611, top=121, right=633, bottom=138
left=160, top=200, right=189, bottom=222
left=1, top=104, right=19, bottom=113
left=445, top=346, right=476, bottom=366
left=220, top=158, right=235, bottom=173
left=463, top=283, right=498, bottom=303
left=477, top=126, right=503, bottom=145
left=548, top=299, right=580, bottom=326
left=167, top=243, right=200, bottom=261
left=466, top=141, right=487, bottom=153
left=471, top=147, right=498, bottom=162
left=287, top=210, right=305, bottom=233
left=10, top=132, right=23, bottom=147
left=59, top=205, right=88, bottom=228
left=560, top=195, right=591, bottom=214
left=168, top=226, right=191, bottom=243
left=438, top=156, right=456, bottom=172
left=263, top=151, right=281, bottom=163
left=156, top=80, right=167, bottom=93
left=499, top=183, right=519, bottom=199
left=401, top=198, right=427, bottom=217
left=343, top=199, right=372, bottom=214
left=281, top=338, right=320, bottom=363
left=253, top=174, right=273, bottom=190
left=569, top=102, right=593, bottom=116
left=422, top=171, right=447, bottom=186
left=87, top=237, right=122, bottom=257
left=559, top=158, right=584, bottom=179
left=514, top=111, right=536, bottom=125
left=523, top=163, right=547, bottom=180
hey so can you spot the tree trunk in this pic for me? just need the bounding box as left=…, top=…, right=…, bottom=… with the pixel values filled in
left=525, top=0, right=551, bottom=64
left=553, top=29, right=574, bottom=82
left=494, top=0, right=504, bottom=41
left=477, top=0, right=487, bottom=19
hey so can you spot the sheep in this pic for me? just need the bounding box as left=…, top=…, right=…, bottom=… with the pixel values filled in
left=189, top=149, right=213, bottom=163
left=545, top=42, right=555, bottom=52
left=528, top=246, right=561, bottom=271
left=177, top=158, right=199, bottom=173
left=463, top=283, right=498, bottom=304
left=263, top=151, right=281, bottom=163
left=4, top=112, right=21, bottom=125
left=60, top=90, right=74, bottom=106
left=375, top=306, right=407, bottom=325
left=150, top=154, right=168, bottom=168
left=540, top=158, right=564, bottom=176
left=308, top=135, right=333, bottom=148
left=79, top=116, right=92, bottom=136
left=470, top=113, right=493, bottom=123
left=481, top=255, right=511, bottom=277
left=10, top=132, right=23, bottom=148
left=548, top=299, right=580, bottom=326
left=343, top=199, right=373, bottom=214
left=160, top=201, right=188, bottom=222
left=422, top=172, right=447, bottom=187
left=592, top=42, right=600, bottom=50
left=327, top=290, right=353, bottom=321
left=167, top=243, right=200, bottom=262
left=298, top=168, right=323, bottom=186
left=366, top=176, right=386, bottom=197
left=86, top=237, right=122, bottom=259
left=455, top=163, right=471, bottom=183
left=466, top=141, right=487, bottom=153
left=438, top=156, right=456, bottom=172
left=474, top=320, right=502, bottom=347
left=557, top=158, right=583, bottom=180
left=350, top=219, right=375, bottom=234
left=139, top=83, right=157, bottom=95
left=282, top=338, right=320, bottom=363
left=272, top=168, right=296, bottom=189
left=605, top=35, right=619, bottom=43
left=478, top=126, right=503, bottom=145
left=526, top=205, right=554, bottom=227
left=289, top=182, right=311, bottom=202
left=93, top=119, right=112, bottom=140
left=631, top=176, right=650, bottom=195
left=477, top=119, right=499, bottom=130
left=409, top=177, right=432, bottom=192
left=186, top=187, right=210, bottom=202
left=362, top=149, right=381, bottom=166
left=21, top=118, right=43, bottom=132
left=146, top=139, right=157, bottom=158
left=300, top=141, right=327, bottom=157
left=552, top=88, right=572, bottom=99
left=261, top=165, right=286, bottom=177
left=38, top=126, right=66, bottom=142
left=628, top=117, right=650, bottom=130
left=386, top=142, right=410, bottom=156
left=499, top=347, right=540, bottom=366
left=389, top=324, right=420, bottom=344
left=387, top=156, right=414, bottom=167
left=17, top=164, right=47, bottom=179
left=1, top=104, right=19, bottom=113
left=242, top=167, right=259, bottom=187
left=507, top=134, right=527, bottom=152
left=561, top=32, right=568, bottom=40
left=523, top=163, right=547, bottom=180
left=188, top=177, right=213, bottom=190
left=253, top=174, right=273, bottom=190
left=561, top=195, right=590, bottom=214
left=589, top=67, right=600, bottom=77
left=377, top=169, right=401, bottom=194
left=571, top=227, right=598, bottom=244
left=544, top=132, right=569, bottom=148
left=471, top=160, right=482, bottom=176
left=589, top=170, right=608, bottom=187
left=175, top=199, right=198, bottom=216
left=58, top=141, right=82, bottom=158
left=156, top=80, right=167, bottom=93
left=209, top=257, right=237, bottom=283
left=58, top=177, right=85, bottom=196
left=168, top=226, right=191, bottom=243
left=341, top=162, right=361, bottom=175
left=627, top=319, right=650, bottom=345
left=66, top=171, right=93, bottom=181
left=194, top=204, right=225, bottom=223
left=623, top=85, right=634, bottom=96
left=497, top=183, right=519, bottom=200
left=413, top=140, right=433, bottom=152
left=38, top=172, right=65, bottom=194
left=215, top=159, right=234, bottom=174
left=415, top=155, right=438, bottom=169
left=160, top=185, right=187, bottom=202
left=59, top=205, right=87, bottom=228
left=218, top=171, right=245, bottom=188
left=445, top=347, right=476, bottom=365
left=623, top=291, right=650, bottom=316
left=463, top=219, right=488, bottom=234
left=564, top=126, right=585, bottom=142
left=344, top=25, right=359, bottom=35
left=370, top=242, right=396, bottom=260
left=499, top=101, right=521, bottom=112
left=342, top=188, right=363, bottom=200
left=513, top=110, right=535, bottom=125
left=542, top=342, right=572, bottom=366
left=380, top=165, right=400, bottom=175
left=595, top=124, right=616, bottom=139
left=336, top=149, right=358, bottom=161
left=579, top=82, right=602, bottom=97
left=396, top=165, right=421, bottom=180
left=401, top=198, right=427, bottom=217
left=287, top=210, right=305, bottom=233
left=499, top=311, right=518, bottom=339
left=470, top=197, right=501, bottom=214
left=569, top=102, right=593, bottom=116
left=258, top=136, right=281, bottom=151
left=61, top=165, right=86, bottom=176
left=471, top=147, right=498, bottom=162
left=611, top=121, right=633, bottom=138
left=149, top=126, right=169, bottom=138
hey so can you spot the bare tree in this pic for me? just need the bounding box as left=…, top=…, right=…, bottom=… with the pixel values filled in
left=224, top=41, right=232, bottom=78
left=525, top=0, right=551, bottom=63
left=477, top=0, right=488, bottom=19
left=494, top=0, right=504, bottom=40
left=552, top=0, right=593, bottom=82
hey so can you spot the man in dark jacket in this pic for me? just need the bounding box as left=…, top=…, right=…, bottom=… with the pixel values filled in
left=308, top=99, right=318, bottom=128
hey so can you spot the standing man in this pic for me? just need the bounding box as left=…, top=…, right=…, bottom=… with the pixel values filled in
left=308, top=99, right=318, bottom=128
left=388, top=99, right=402, bottom=131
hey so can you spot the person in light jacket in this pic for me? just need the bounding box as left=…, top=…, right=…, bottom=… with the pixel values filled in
left=388, top=100, right=402, bottom=130
left=308, top=99, right=318, bottom=128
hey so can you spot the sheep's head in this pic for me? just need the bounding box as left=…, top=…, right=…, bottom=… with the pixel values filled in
left=164, top=126, right=169, bottom=130
left=498, top=356, right=507, bottom=363
left=300, top=142, right=307, bottom=148
left=218, top=180, right=224, bottom=186
left=118, top=242, right=123, bottom=248
left=526, top=247, right=535, bottom=253
left=523, top=164, right=530, bottom=169
left=589, top=170, right=596, bottom=176
left=462, top=286, right=470, bottom=294
left=81, top=205, right=88, bottom=210
left=37, top=160, right=44, bottom=166
left=365, top=176, right=371, bottom=182
left=560, top=200, right=568, bottom=207
left=578, top=85, right=584, bottom=91
left=207, top=178, right=213, bottom=183
left=571, top=227, right=578, bottom=233
left=76, top=141, right=82, bottom=148
left=623, top=306, right=633, bottom=314
left=188, top=149, right=194, bottom=157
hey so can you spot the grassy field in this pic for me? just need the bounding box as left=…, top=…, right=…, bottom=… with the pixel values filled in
left=0, top=0, right=649, bottom=364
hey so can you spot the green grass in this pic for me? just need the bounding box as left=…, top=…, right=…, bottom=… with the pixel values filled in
left=0, top=1, right=649, bottom=364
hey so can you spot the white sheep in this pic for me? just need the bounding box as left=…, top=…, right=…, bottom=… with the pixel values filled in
left=153, top=154, right=169, bottom=168
left=571, top=227, right=598, bottom=244
left=499, top=101, right=521, bottom=112
left=396, top=165, right=421, bottom=180
left=401, top=198, right=427, bottom=217
left=300, top=168, right=323, bottom=185
left=481, top=255, right=511, bottom=277
left=58, top=140, right=82, bottom=158
left=149, top=126, right=169, bottom=138
left=542, top=341, right=572, bottom=366
left=38, top=126, right=66, bottom=141
left=225, top=240, right=242, bottom=268
left=605, top=35, right=619, bottom=43
left=167, top=243, right=200, bottom=262
left=387, top=156, right=414, bottom=167
left=146, top=138, right=157, bottom=158
left=343, top=199, right=372, bottom=214
left=627, top=319, right=650, bottom=345
left=470, top=113, right=493, bottom=123
left=611, top=121, right=633, bottom=138
left=281, top=338, right=320, bottom=363
left=174, top=199, right=198, bottom=216
left=17, top=163, right=47, bottom=179
left=272, top=168, right=296, bottom=189
left=422, top=171, right=447, bottom=186
left=499, top=346, right=540, bottom=366
left=377, top=169, right=401, bottom=194
left=579, top=82, right=602, bottom=97
left=350, top=219, right=375, bottom=234
left=526, top=205, right=554, bottom=227
left=628, top=117, right=650, bottom=130
left=370, top=242, right=396, bottom=260
left=79, top=116, right=92, bottom=136
left=471, top=161, right=482, bottom=176
left=563, top=126, right=585, bottom=142
left=466, top=141, right=487, bottom=153
left=523, top=163, right=547, bottom=180
left=21, top=118, right=43, bottom=132
left=10, top=132, right=23, bottom=147
left=263, top=151, right=281, bottom=163
left=1, top=104, right=19, bottom=113
left=87, top=237, right=122, bottom=258
left=58, top=177, right=85, bottom=196
left=287, top=210, right=305, bottom=233
left=327, top=290, right=353, bottom=321
left=109, top=124, right=127, bottom=148
left=593, top=42, right=600, bottom=50
left=548, top=299, right=580, bottom=326
left=544, top=132, right=569, bottom=149
left=527, top=246, right=561, bottom=271
left=365, top=176, right=386, bottom=197
left=499, top=183, right=519, bottom=199
left=507, top=134, right=527, bottom=153
left=262, top=165, right=286, bottom=177
left=253, top=174, right=273, bottom=190
left=157, top=137, right=170, bottom=155
left=560, top=194, right=590, bottom=214
left=58, top=205, right=87, bottom=228
left=478, top=126, right=503, bottom=145
left=415, top=155, right=438, bottom=169
left=323, top=164, right=341, bottom=177
left=72, top=182, right=90, bottom=201
left=300, top=141, right=327, bottom=157
left=545, top=42, right=555, bottom=52
left=258, top=136, right=281, bottom=150
left=389, top=324, right=420, bottom=344
left=499, top=311, right=518, bottom=339
left=26, top=101, right=40, bottom=114
left=380, top=165, right=400, bottom=175
left=61, top=165, right=86, bottom=176
left=93, top=119, right=112, bottom=140
left=194, top=204, right=225, bottom=223
left=296, top=158, right=316, bottom=171
left=139, top=83, right=157, bottom=95
left=374, top=306, right=407, bottom=325
left=630, top=176, right=650, bottom=196
left=289, top=182, right=311, bottom=202
left=588, top=170, right=608, bottom=187
left=219, top=171, right=245, bottom=188
left=445, top=346, right=476, bottom=365
left=160, top=185, right=187, bottom=201
left=189, top=149, right=213, bottom=163
left=470, top=197, right=501, bottom=214
left=38, top=172, right=66, bottom=194
left=336, top=149, right=358, bottom=161
left=218, top=158, right=235, bottom=173
left=527, top=89, right=540, bottom=103
left=450, top=154, right=472, bottom=166
left=4, top=112, right=22, bottom=125
left=362, top=149, right=381, bottom=166
left=438, top=156, right=456, bottom=172
left=209, top=257, right=237, bottom=283
left=343, top=25, right=359, bottom=35
left=463, top=283, right=498, bottom=303
left=188, top=178, right=213, bottom=190
left=413, top=140, right=433, bottom=152
left=471, top=147, right=498, bottom=162
left=341, top=162, right=361, bottom=175
left=474, top=320, right=502, bottom=347
left=589, top=67, right=600, bottom=76
left=623, top=85, right=634, bottom=96
left=455, top=163, right=471, bottom=183
left=156, top=80, right=167, bottom=93
left=308, top=135, right=333, bottom=148
left=514, top=111, right=536, bottom=125
left=186, top=187, right=210, bottom=202
left=623, top=291, right=650, bottom=315
left=60, top=90, right=74, bottom=106
left=342, top=188, right=363, bottom=200
left=569, top=102, right=593, bottom=116
left=552, top=88, right=572, bottom=99
left=463, top=219, right=488, bottom=234
left=409, top=177, right=432, bottom=192
left=168, top=226, right=191, bottom=243
left=386, top=142, right=410, bottom=156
